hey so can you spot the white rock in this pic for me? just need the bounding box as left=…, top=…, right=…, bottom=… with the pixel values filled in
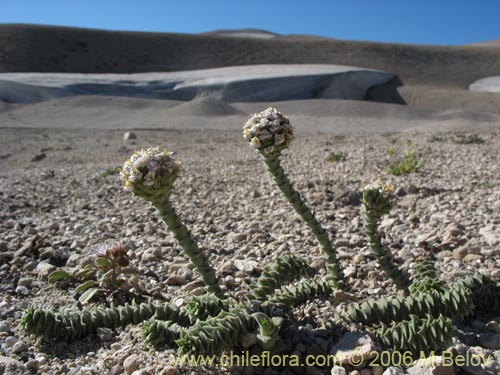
left=123, top=132, right=137, bottom=140
left=383, top=367, right=405, bottom=375
left=330, top=366, right=347, bottom=375
left=479, top=225, right=500, bottom=246
left=35, top=262, right=56, bottom=279
left=123, top=353, right=141, bottom=374
left=234, top=259, right=258, bottom=273
left=329, top=332, right=376, bottom=365
left=0, top=355, right=26, bottom=373
left=407, top=355, right=454, bottom=375
left=15, top=285, right=29, bottom=296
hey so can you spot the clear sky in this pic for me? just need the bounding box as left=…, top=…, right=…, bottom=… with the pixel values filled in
left=1, top=0, right=499, bottom=46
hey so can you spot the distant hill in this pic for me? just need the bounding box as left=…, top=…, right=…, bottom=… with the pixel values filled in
left=463, top=39, right=500, bottom=48
left=201, top=28, right=279, bottom=39
left=1, top=24, right=500, bottom=88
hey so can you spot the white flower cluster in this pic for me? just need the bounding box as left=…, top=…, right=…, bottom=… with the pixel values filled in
left=243, top=107, right=294, bottom=154
left=120, top=147, right=180, bottom=192
left=362, top=178, right=395, bottom=214
left=363, top=178, right=395, bottom=194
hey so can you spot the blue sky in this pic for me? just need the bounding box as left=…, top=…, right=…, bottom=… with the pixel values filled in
left=1, top=0, right=499, bottom=46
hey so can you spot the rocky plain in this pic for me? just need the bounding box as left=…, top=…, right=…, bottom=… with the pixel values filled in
left=0, top=25, right=500, bottom=375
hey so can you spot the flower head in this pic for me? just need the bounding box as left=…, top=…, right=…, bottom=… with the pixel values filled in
left=243, top=108, right=294, bottom=155
left=362, top=178, right=395, bottom=215
left=95, top=243, right=130, bottom=268
left=120, top=147, right=180, bottom=201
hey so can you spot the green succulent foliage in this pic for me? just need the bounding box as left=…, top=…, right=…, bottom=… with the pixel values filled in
left=142, top=319, right=183, bottom=348
left=409, top=257, right=446, bottom=295
left=387, top=151, right=419, bottom=175
left=374, top=314, right=453, bottom=355
left=268, top=279, right=336, bottom=309
left=151, top=197, right=224, bottom=298
left=176, top=301, right=280, bottom=356
left=251, top=312, right=284, bottom=350
left=262, top=153, right=344, bottom=288
left=460, top=273, right=500, bottom=316
left=185, top=294, right=230, bottom=322
left=176, top=307, right=255, bottom=356
left=361, top=187, right=410, bottom=290
left=341, top=284, right=473, bottom=326
left=21, top=301, right=189, bottom=342
left=247, top=254, right=310, bottom=302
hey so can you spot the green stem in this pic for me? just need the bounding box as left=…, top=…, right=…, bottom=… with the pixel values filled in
left=362, top=209, right=410, bottom=290
left=263, top=153, right=344, bottom=288
left=151, top=198, right=223, bottom=298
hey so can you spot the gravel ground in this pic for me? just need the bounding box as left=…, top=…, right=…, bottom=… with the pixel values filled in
left=0, top=127, right=499, bottom=375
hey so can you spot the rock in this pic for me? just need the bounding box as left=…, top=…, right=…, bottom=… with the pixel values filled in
left=31, top=153, right=46, bottom=162
left=479, top=333, right=500, bottom=350
left=0, top=355, right=26, bottom=374
left=349, top=235, right=364, bottom=247
left=35, top=262, right=57, bottom=279
left=486, top=321, right=500, bottom=333
left=329, top=333, right=376, bottom=365
left=463, top=254, right=483, bottom=263
left=227, top=233, right=247, bottom=243
left=380, top=217, right=397, bottom=230
left=166, top=274, right=187, bottom=286
left=0, top=321, right=11, bottom=334
left=330, top=366, right=347, bottom=375
left=372, top=366, right=384, bottom=375
left=234, top=259, right=258, bottom=273
left=333, top=290, right=357, bottom=303
left=219, top=260, right=237, bottom=275
left=241, top=333, right=257, bottom=348
left=360, top=370, right=371, bottom=375
left=25, top=359, right=40, bottom=371
left=97, top=327, right=113, bottom=342
left=66, top=253, right=82, bottom=266
left=335, top=239, right=350, bottom=247
left=382, top=368, right=405, bottom=375
left=309, top=258, right=326, bottom=271
left=490, top=269, right=500, bottom=280
left=406, top=184, right=419, bottom=194
left=4, top=337, right=17, bottom=348
left=453, top=246, right=471, bottom=260
left=123, top=354, right=141, bottom=374
left=15, top=285, right=29, bottom=296
left=407, top=355, right=454, bottom=375
left=343, top=266, right=356, bottom=278
left=12, top=340, right=29, bottom=354
left=479, top=225, right=500, bottom=247
left=160, top=367, right=178, bottom=375
left=182, top=280, right=205, bottom=292
left=123, top=132, right=137, bottom=140
left=17, top=277, right=33, bottom=287
left=132, top=369, right=151, bottom=375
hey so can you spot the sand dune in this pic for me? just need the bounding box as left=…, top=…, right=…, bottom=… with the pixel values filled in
left=1, top=24, right=500, bottom=89
left=168, top=97, right=243, bottom=117
left=399, top=85, right=500, bottom=114
left=2, top=95, right=499, bottom=134
left=469, top=76, right=500, bottom=93
left=0, top=65, right=401, bottom=104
